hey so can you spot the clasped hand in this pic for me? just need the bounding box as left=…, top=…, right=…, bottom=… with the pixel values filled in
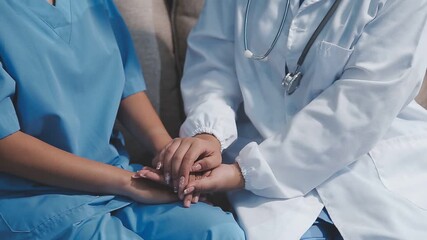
left=133, top=134, right=244, bottom=207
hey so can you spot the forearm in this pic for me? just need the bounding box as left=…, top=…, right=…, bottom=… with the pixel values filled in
left=0, top=131, right=133, bottom=196
left=118, top=91, right=171, bottom=153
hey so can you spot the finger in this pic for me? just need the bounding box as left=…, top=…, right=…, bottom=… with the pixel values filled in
left=184, top=176, right=217, bottom=195
left=192, top=174, right=202, bottom=202
left=142, top=166, right=161, bottom=173
left=170, top=139, right=193, bottom=196
left=152, top=140, right=173, bottom=169
left=183, top=174, right=197, bottom=200
left=154, top=149, right=168, bottom=183
left=192, top=194, right=200, bottom=203
left=183, top=192, right=193, bottom=208
left=181, top=171, right=211, bottom=193
left=179, top=138, right=221, bottom=194
left=183, top=185, right=195, bottom=195
left=132, top=167, right=155, bottom=178
left=161, top=139, right=182, bottom=186
left=153, top=156, right=162, bottom=170
left=132, top=168, right=164, bottom=184
left=141, top=171, right=164, bottom=184
left=191, top=155, right=221, bottom=173
left=178, top=141, right=205, bottom=194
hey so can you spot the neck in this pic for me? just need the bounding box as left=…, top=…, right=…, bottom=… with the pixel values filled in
left=47, top=0, right=56, bottom=5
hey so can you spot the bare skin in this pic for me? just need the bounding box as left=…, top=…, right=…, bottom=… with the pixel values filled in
left=136, top=134, right=245, bottom=207
left=133, top=133, right=222, bottom=207
left=151, top=134, right=222, bottom=194
left=0, top=92, right=177, bottom=204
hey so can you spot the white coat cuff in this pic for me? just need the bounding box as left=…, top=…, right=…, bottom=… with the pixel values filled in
left=236, top=142, right=278, bottom=198
left=179, top=117, right=238, bottom=151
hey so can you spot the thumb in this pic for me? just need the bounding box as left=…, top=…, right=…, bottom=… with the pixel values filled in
left=191, top=156, right=220, bottom=172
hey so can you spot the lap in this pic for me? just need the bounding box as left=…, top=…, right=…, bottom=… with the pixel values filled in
left=55, top=213, right=143, bottom=240
left=56, top=201, right=244, bottom=240
left=113, top=202, right=245, bottom=240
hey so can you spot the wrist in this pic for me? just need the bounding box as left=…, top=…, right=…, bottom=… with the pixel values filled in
left=231, top=162, right=245, bottom=189
left=112, top=170, right=137, bottom=198
left=194, top=133, right=221, bottom=152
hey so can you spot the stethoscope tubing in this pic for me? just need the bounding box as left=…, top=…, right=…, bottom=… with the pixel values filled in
left=243, top=0, right=342, bottom=95
left=295, top=0, right=342, bottom=68
left=243, top=0, right=291, bottom=61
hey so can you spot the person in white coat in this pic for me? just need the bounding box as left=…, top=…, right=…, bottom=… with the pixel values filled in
left=137, top=0, right=427, bottom=239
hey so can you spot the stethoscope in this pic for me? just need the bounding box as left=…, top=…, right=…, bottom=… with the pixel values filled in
left=243, top=0, right=342, bottom=95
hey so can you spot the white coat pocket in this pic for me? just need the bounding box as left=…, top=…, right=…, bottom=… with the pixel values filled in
left=311, top=41, right=353, bottom=91
left=285, top=41, right=354, bottom=115
left=369, top=135, right=427, bottom=210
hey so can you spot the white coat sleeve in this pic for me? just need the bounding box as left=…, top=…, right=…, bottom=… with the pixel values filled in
left=236, top=0, right=427, bottom=198
left=180, top=0, right=243, bottom=149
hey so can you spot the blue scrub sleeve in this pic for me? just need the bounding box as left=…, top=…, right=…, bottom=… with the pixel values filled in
left=0, top=61, right=20, bottom=139
left=103, top=0, right=146, bottom=99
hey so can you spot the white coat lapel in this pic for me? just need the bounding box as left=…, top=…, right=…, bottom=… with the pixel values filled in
left=286, top=0, right=335, bottom=72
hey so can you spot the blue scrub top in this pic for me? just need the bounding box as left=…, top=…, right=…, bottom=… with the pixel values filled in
left=0, top=0, right=146, bottom=236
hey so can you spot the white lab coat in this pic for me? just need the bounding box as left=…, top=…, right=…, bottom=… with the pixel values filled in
left=180, top=0, right=427, bottom=239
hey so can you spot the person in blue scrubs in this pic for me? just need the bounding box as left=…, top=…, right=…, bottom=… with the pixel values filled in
left=0, top=0, right=245, bottom=239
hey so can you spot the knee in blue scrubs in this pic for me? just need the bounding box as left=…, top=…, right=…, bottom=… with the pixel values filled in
left=56, top=213, right=143, bottom=240
left=114, top=202, right=245, bottom=240
left=55, top=202, right=245, bottom=240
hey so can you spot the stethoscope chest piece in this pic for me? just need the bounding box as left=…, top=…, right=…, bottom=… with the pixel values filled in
left=244, top=0, right=342, bottom=95
left=282, top=71, right=302, bottom=95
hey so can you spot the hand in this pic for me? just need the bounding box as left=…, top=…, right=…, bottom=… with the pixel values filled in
left=133, top=167, right=207, bottom=207
left=133, top=166, right=167, bottom=185
left=152, top=134, right=222, bottom=197
left=182, top=173, right=201, bottom=207
left=122, top=173, right=178, bottom=204
left=182, top=163, right=245, bottom=197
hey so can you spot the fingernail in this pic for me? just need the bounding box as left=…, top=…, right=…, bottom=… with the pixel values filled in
left=193, top=196, right=199, bottom=203
left=183, top=186, right=194, bottom=195
left=165, top=173, right=170, bottom=184
left=184, top=200, right=191, bottom=208
left=173, top=186, right=178, bottom=193
left=179, top=176, right=185, bottom=188
left=156, top=162, right=162, bottom=170
left=131, top=173, right=141, bottom=178
left=192, top=164, right=202, bottom=171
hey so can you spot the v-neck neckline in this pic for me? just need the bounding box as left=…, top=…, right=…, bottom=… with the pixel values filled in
left=23, top=0, right=72, bottom=43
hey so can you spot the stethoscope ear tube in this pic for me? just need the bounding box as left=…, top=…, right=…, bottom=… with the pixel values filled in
left=243, top=0, right=291, bottom=61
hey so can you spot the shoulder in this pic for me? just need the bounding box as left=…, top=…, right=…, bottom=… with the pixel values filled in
left=97, top=0, right=120, bottom=18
